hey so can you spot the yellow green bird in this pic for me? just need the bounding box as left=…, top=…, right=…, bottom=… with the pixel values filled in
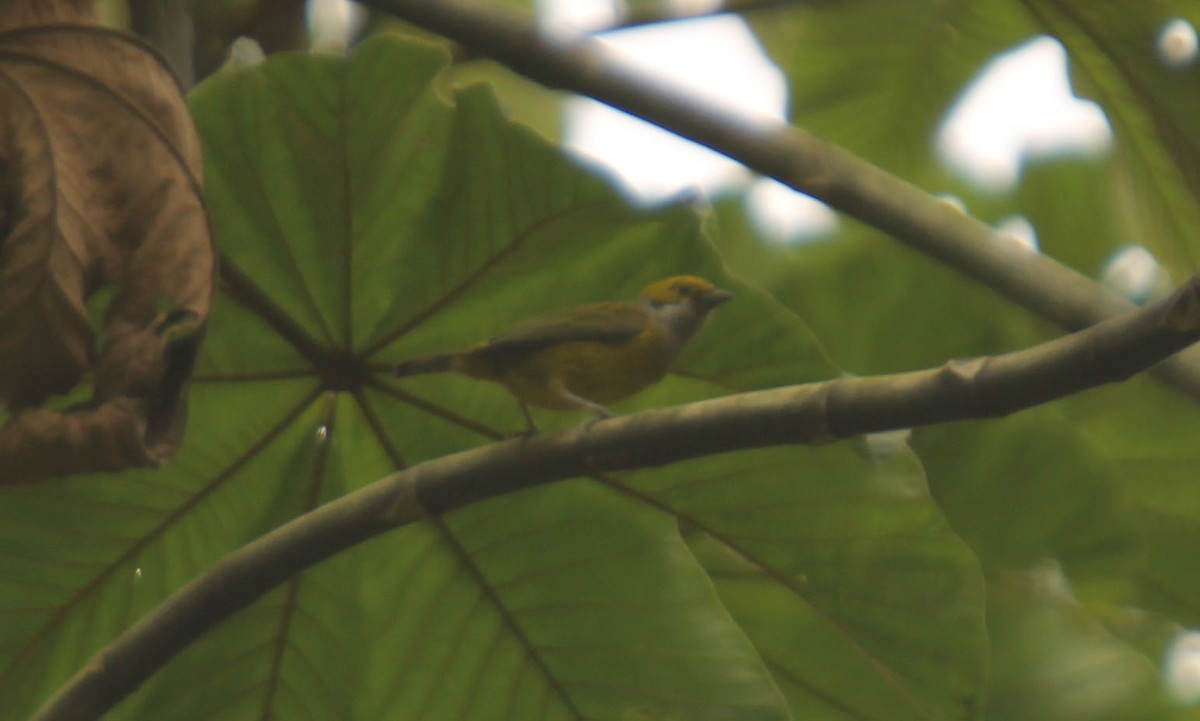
left=394, top=276, right=732, bottom=431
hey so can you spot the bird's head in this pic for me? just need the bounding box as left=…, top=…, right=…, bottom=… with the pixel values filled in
left=638, top=275, right=733, bottom=341
left=639, top=275, right=733, bottom=309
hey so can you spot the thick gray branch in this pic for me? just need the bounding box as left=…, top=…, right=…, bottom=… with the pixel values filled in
left=355, top=0, right=1200, bottom=400
left=33, top=275, right=1200, bottom=721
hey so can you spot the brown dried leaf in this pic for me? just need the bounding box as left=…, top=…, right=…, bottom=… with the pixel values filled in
left=0, top=0, right=215, bottom=482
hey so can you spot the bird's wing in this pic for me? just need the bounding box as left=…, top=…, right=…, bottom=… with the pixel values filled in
left=484, top=302, right=646, bottom=354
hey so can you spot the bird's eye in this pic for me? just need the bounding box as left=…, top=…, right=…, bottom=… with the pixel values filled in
left=675, top=284, right=693, bottom=297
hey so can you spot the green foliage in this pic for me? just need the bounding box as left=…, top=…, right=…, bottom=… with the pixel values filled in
left=5, top=1, right=1200, bottom=719
left=1029, top=0, right=1200, bottom=273
left=191, top=34, right=983, bottom=720
left=750, top=0, right=1036, bottom=183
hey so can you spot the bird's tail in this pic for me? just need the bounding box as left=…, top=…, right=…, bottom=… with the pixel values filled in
left=395, top=353, right=456, bottom=377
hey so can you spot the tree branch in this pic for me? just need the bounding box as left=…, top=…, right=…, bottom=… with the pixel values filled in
left=353, top=0, right=1200, bottom=401
left=33, top=275, right=1200, bottom=721
left=617, top=0, right=808, bottom=32
left=129, top=0, right=195, bottom=88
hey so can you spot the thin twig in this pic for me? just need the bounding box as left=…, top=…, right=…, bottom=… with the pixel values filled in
left=32, top=275, right=1200, bottom=721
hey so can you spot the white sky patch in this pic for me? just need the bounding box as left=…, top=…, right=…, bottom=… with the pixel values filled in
left=746, top=179, right=838, bottom=243
left=559, top=9, right=787, bottom=203
left=224, top=37, right=265, bottom=69
left=1158, top=18, right=1199, bottom=68
left=539, top=0, right=725, bottom=34
left=537, top=0, right=619, bottom=37
left=935, top=194, right=968, bottom=214
left=668, top=0, right=724, bottom=15
left=1102, top=245, right=1164, bottom=302
left=994, top=215, right=1039, bottom=252
left=1166, top=630, right=1200, bottom=706
left=937, top=36, right=1113, bottom=191
left=540, top=3, right=1115, bottom=239
left=307, top=0, right=365, bottom=52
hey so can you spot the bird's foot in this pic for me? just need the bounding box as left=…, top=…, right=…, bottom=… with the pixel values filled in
left=580, top=408, right=614, bottom=431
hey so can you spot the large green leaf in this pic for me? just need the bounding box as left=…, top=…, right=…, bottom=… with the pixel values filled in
left=914, top=412, right=1138, bottom=597
left=0, top=376, right=324, bottom=715
left=1015, top=155, right=1125, bottom=277
left=712, top=196, right=1050, bottom=376
left=665, top=443, right=987, bottom=720
left=1062, top=378, right=1200, bottom=627
left=749, top=0, right=1036, bottom=182
left=0, top=34, right=988, bottom=720
left=714, top=155, right=1189, bottom=716
left=751, top=0, right=1200, bottom=274
left=1025, top=0, right=1200, bottom=274
left=986, top=571, right=1170, bottom=721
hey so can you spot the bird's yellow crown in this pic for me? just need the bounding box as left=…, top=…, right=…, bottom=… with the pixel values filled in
left=637, top=275, right=717, bottom=304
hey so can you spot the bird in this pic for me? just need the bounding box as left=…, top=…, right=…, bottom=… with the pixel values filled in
left=394, top=276, right=733, bottom=432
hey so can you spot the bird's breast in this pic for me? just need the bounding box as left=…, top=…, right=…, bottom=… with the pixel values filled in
left=498, top=322, right=677, bottom=408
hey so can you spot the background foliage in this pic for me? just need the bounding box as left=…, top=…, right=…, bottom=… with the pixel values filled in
left=4, top=0, right=1200, bottom=719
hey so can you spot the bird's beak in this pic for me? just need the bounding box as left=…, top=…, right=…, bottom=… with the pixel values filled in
left=703, top=287, right=734, bottom=308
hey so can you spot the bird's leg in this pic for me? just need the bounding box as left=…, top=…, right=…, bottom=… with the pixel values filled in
left=547, top=378, right=614, bottom=426
left=516, top=399, right=538, bottom=436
